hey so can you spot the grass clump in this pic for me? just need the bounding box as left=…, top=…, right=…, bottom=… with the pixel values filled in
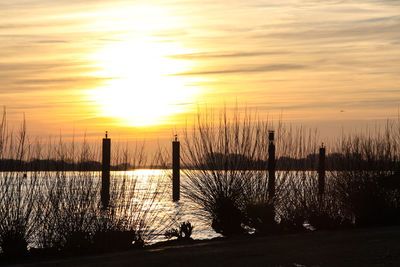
left=0, top=109, right=169, bottom=260
left=165, top=221, right=194, bottom=240
left=181, top=109, right=276, bottom=236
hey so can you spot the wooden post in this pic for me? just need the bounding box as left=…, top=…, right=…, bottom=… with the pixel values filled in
left=268, top=131, right=276, bottom=201
left=172, top=135, right=180, bottom=202
left=318, top=144, right=326, bottom=198
left=101, top=131, right=111, bottom=208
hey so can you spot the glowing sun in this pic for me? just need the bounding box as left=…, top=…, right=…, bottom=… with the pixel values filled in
left=88, top=38, right=198, bottom=127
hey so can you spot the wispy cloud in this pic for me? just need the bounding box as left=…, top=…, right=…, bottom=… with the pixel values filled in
left=172, top=64, right=305, bottom=76
left=168, top=51, right=289, bottom=59
left=0, top=0, right=399, bottom=135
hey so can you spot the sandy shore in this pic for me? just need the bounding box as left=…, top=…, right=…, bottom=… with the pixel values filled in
left=11, top=226, right=400, bottom=266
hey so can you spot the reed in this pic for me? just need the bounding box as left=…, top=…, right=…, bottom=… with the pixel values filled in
left=181, top=108, right=400, bottom=235
left=0, top=109, right=169, bottom=258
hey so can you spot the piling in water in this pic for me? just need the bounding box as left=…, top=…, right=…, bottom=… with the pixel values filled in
left=172, top=135, right=180, bottom=202
left=102, top=131, right=111, bottom=208
left=268, top=131, right=276, bottom=201
left=318, top=144, right=326, bottom=198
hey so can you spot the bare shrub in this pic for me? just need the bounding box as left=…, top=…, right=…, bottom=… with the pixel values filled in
left=0, top=111, right=43, bottom=257
left=0, top=109, right=170, bottom=257
left=165, top=221, right=194, bottom=240
left=181, top=108, right=278, bottom=235
left=329, top=122, right=400, bottom=227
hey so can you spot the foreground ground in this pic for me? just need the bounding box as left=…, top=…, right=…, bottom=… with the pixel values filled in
left=10, top=226, right=400, bottom=266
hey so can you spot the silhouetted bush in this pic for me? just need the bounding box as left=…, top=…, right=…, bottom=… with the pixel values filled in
left=92, top=230, right=136, bottom=251
left=63, top=231, right=92, bottom=252
left=0, top=109, right=169, bottom=259
left=211, top=196, right=244, bottom=236
left=245, top=202, right=276, bottom=234
left=164, top=228, right=180, bottom=239
left=306, top=197, right=353, bottom=230
left=332, top=171, right=400, bottom=227
left=181, top=109, right=400, bottom=234
left=0, top=224, right=28, bottom=257
left=180, top=222, right=194, bottom=239
left=2, top=105, right=400, bottom=260
left=181, top=110, right=275, bottom=236
left=36, top=169, right=167, bottom=253
left=165, top=221, right=194, bottom=240
left=329, top=123, right=400, bottom=227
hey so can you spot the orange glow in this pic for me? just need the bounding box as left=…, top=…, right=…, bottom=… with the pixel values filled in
left=1, top=1, right=399, bottom=139
left=86, top=38, right=200, bottom=127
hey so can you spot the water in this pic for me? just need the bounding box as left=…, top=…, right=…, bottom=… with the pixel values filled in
left=111, top=169, right=221, bottom=243
left=5, top=169, right=221, bottom=245
left=2, top=169, right=322, bottom=247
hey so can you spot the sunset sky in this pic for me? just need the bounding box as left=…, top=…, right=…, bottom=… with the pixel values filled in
left=1, top=0, right=399, bottom=142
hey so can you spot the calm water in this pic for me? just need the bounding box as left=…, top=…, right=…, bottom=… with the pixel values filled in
left=1, top=170, right=221, bottom=247
left=110, top=169, right=221, bottom=243
left=10, top=169, right=321, bottom=246
left=29, top=169, right=221, bottom=243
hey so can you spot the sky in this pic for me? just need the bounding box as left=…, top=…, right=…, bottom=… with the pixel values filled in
left=1, top=0, right=399, bottom=143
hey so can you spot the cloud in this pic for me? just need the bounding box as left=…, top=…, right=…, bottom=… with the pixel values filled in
left=359, top=15, right=399, bottom=23
left=168, top=51, right=289, bottom=59
left=251, top=97, right=400, bottom=111
left=97, top=38, right=122, bottom=42
left=14, top=77, right=110, bottom=85
left=152, top=29, right=188, bottom=38
left=0, top=61, right=97, bottom=74
left=249, top=14, right=400, bottom=44
left=1, top=0, right=399, bottom=133
left=36, top=40, right=68, bottom=44
left=168, top=102, right=194, bottom=106
left=172, top=64, right=305, bottom=76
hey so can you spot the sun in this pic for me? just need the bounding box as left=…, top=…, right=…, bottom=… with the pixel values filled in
left=87, top=38, right=198, bottom=127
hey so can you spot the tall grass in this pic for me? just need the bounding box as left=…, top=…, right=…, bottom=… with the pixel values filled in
left=181, top=108, right=400, bottom=235
left=0, top=109, right=169, bottom=258
left=181, top=109, right=276, bottom=235
left=0, top=110, right=43, bottom=256
left=329, top=121, right=400, bottom=227
left=1, top=105, right=400, bottom=257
